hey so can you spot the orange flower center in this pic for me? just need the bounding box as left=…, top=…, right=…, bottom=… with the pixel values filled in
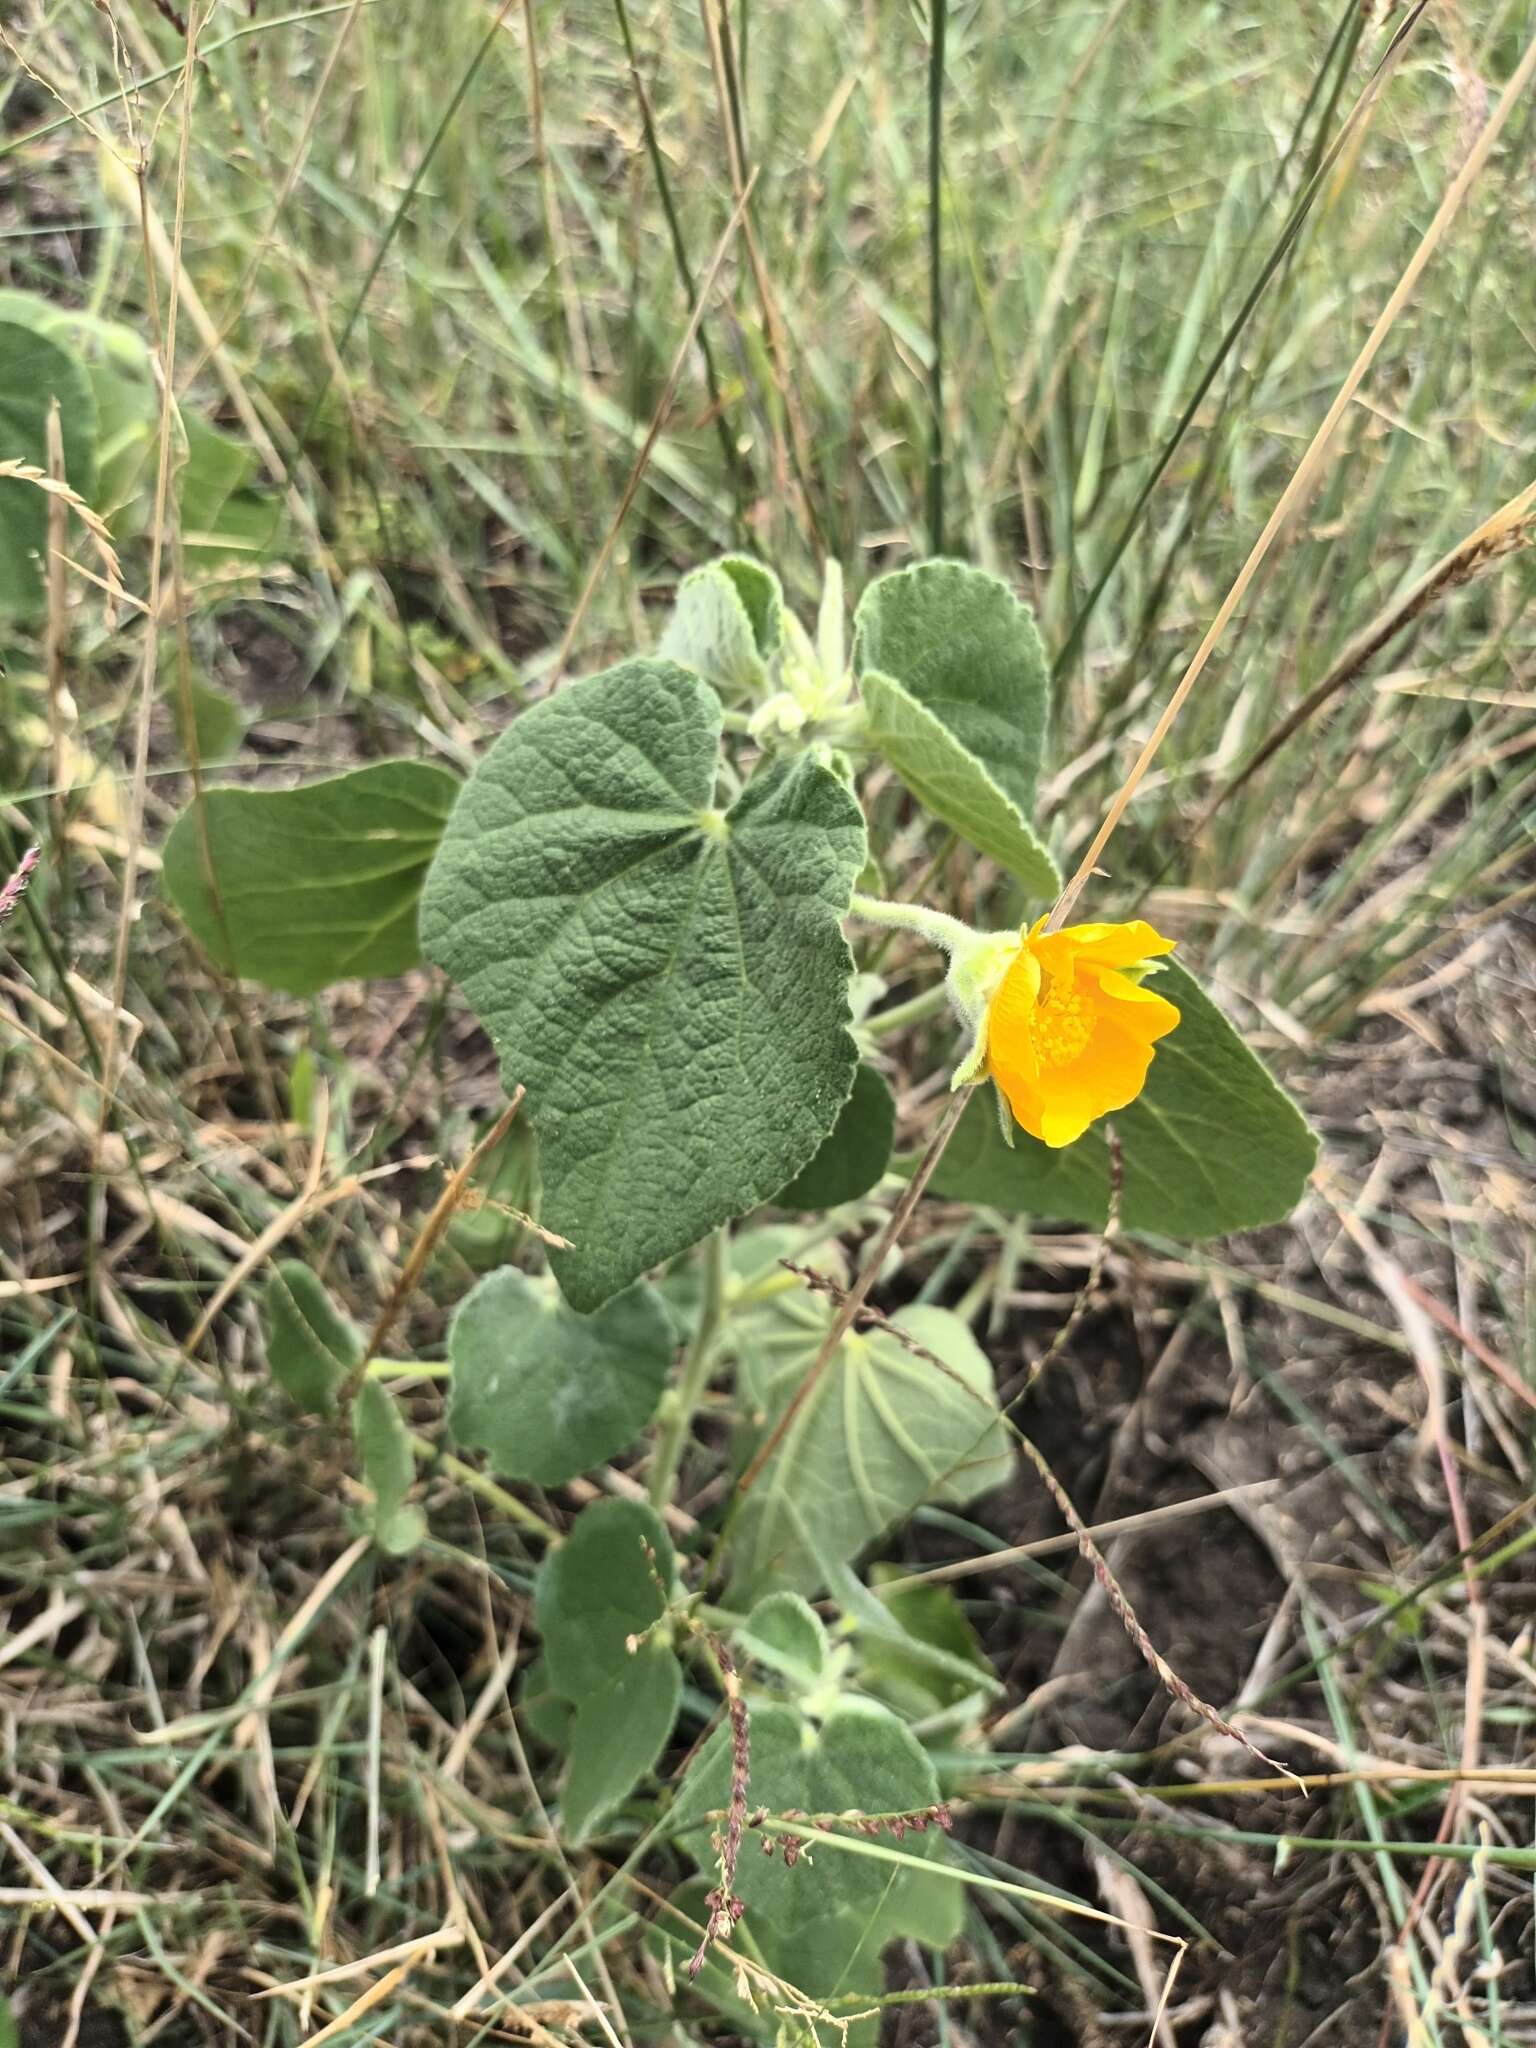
left=1032, top=982, right=1094, bottom=1068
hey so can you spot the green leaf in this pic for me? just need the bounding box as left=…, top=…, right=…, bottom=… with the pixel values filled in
left=419, top=658, right=865, bottom=1311
left=855, top=561, right=1050, bottom=815
left=179, top=677, right=247, bottom=766
left=736, top=1590, right=829, bottom=1689
left=0, top=291, right=154, bottom=520
left=537, top=1497, right=675, bottom=1697
left=563, top=1634, right=682, bottom=1842
left=926, top=961, right=1317, bottom=1236
left=860, top=668, right=1060, bottom=896
left=0, top=1991, right=16, bottom=2048
left=537, top=1498, right=681, bottom=1843
left=179, top=412, right=254, bottom=537
left=774, top=1061, right=895, bottom=1209
left=0, top=319, right=98, bottom=616
left=658, top=555, right=782, bottom=700
left=163, top=760, right=460, bottom=994
left=352, top=1379, right=425, bottom=1555
left=183, top=487, right=283, bottom=568
left=448, top=1266, right=674, bottom=1486
left=729, top=1302, right=1014, bottom=1604
left=264, top=1261, right=360, bottom=1416
left=672, top=1698, right=954, bottom=2002
left=864, top=1565, right=995, bottom=1714
left=714, top=1228, right=839, bottom=1418
left=519, top=1654, right=576, bottom=1751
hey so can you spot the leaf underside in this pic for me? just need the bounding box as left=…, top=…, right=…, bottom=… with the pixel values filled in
left=163, top=760, right=460, bottom=995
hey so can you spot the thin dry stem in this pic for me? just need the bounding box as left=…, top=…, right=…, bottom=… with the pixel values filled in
left=1048, top=11, right=1534, bottom=931
left=0, top=460, right=124, bottom=622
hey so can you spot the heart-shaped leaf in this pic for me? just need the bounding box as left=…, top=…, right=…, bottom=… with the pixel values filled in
left=926, top=961, right=1317, bottom=1235
left=729, top=1301, right=1014, bottom=1604
left=856, top=560, right=1050, bottom=816
left=536, top=1498, right=681, bottom=1842
left=860, top=668, right=1060, bottom=896
left=856, top=561, right=1058, bottom=896
left=735, top=1591, right=829, bottom=1691
left=671, top=1698, right=963, bottom=2002
left=419, top=659, right=866, bottom=1311
left=163, top=760, right=460, bottom=994
left=448, top=1266, right=674, bottom=1486
left=774, top=1061, right=895, bottom=1210
left=561, top=1636, right=682, bottom=1843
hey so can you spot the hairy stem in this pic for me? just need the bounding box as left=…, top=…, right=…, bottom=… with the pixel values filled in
left=847, top=891, right=970, bottom=954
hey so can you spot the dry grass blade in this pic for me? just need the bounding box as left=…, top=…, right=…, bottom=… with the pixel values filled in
left=550, top=172, right=759, bottom=679
left=0, top=459, right=123, bottom=622
left=1048, top=22, right=1536, bottom=931
left=95, top=0, right=204, bottom=1160
left=345, top=1088, right=526, bottom=1398
left=1191, top=474, right=1536, bottom=837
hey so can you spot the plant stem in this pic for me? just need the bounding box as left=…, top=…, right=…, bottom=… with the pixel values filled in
left=926, top=0, right=946, bottom=556
left=865, top=981, right=950, bottom=1040
left=649, top=1226, right=729, bottom=1508
left=848, top=890, right=970, bottom=953
left=410, top=1435, right=554, bottom=1541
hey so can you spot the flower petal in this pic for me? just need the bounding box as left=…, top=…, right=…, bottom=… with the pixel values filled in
left=1033, top=1016, right=1159, bottom=1147
left=1091, top=965, right=1181, bottom=1039
left=985, top=946, right=1042, bottom=1084
left=1055, top=920, right=1177, bottom=969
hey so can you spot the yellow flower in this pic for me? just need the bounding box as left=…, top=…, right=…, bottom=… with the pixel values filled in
left=976, top=917, right=1180, bottom=1149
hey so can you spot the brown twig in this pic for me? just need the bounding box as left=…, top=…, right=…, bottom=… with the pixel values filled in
left=1187, top=476, right=1536, bottom=844
left=688, top=1629, right=751, bottom=1978
left=339, top=1091, right=525, bottom=1404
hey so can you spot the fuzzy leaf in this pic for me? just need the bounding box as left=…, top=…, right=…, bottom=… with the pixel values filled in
left=419, top=658, right=865, bottom=1310
left=729, top=1303, right=1014, bottom=1604
left=537, top=1497, right=675, bottom=1698
left=735, top=1591, right=829, bottom=1689
left=562, top=1635, right=682, bottom=1843
left=264, top=1261, right=360, bottom=1416
left=352, top=1379, right=425, bottom=1555
left=927, top=962, right=1317, bottom=1235
left=163, top=760, right=460, bottom=994
left=774, top=1061, right=895, bottom=1209
left=658, top=555, right=782, bottom=700
left=860, top=669, right=1059, bottom=895
left=672, top=1698, right=959, bottom=2001
left=0, top=319, right=98, bottom=616
left=448, top=1266, right=674, bottom=1486
left=537, top=1498, right=681, bottom=1842
left=856, top=560, right=1049, bottom=816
